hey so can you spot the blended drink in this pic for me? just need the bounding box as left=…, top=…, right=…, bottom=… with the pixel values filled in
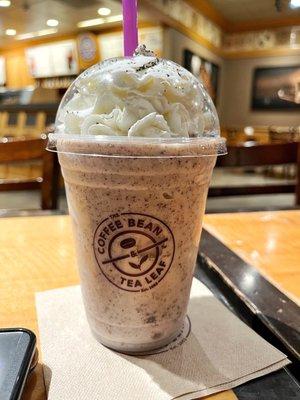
left=49, top=46, right=226, bottom=353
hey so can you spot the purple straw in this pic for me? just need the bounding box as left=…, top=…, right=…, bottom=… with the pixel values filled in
left=122, top=0, right=138, bottom=57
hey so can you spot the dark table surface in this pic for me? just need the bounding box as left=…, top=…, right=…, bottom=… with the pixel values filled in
left=197, top=228, right=300, bottom=399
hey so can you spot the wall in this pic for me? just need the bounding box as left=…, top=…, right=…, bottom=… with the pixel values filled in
left=1, top=31, right=112, bottom=88
left=219, top=55, right=300, bottom=127
left=164, top=28, right=300, bottom=128
left=2, top=23, right=300, bottom=128
left=163, top=28, right=224, bottom=109
left=0, top=34, right=78, bottom=88
left=2, top=48, right=34, bottom=88
left=0, top=23, right=155, bottom=89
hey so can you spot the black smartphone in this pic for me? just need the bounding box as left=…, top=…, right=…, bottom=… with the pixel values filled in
left=0, top=328, right=37, bottom=400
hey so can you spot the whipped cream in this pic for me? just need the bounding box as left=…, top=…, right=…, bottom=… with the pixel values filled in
left=58, top=45, right=218, bottom=138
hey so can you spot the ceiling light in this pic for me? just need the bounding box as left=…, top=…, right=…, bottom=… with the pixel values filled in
left=105, top=14, right=123, bottom=23
left=36, top=28, right=58, bottom=37
left=77, top=18, right=104, bottom=28
left=77, top=14, right=122, bottom=28
left=16, top=28, right=58, bottom=40
left=5, top=28, right=16, bottom=36
left=47, top=19, right=59, bottom=27
left=290, top=0, right=300, bottom=8
left=98, top=7, right=111, bottom=16
left=0, top=0, right=11, bottom=7
left=16, top=32, right=36, bottom=40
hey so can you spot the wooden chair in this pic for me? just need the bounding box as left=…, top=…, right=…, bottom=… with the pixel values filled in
left=0, top=112, right=5, bottom=132
left=21, top=111, right=46, bottom=137
left=0, top=111, right=47, bottom=138
left=209, top=142, right=300, bottom=206
left=0, top=111, right=26, bottom=137
left=0, top=136, right=59, bottom=210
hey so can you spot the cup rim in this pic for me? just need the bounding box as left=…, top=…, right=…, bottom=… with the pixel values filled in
left=47, top=133, right=227, bottom=158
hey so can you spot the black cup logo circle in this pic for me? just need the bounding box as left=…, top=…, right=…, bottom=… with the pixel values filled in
left=93, top=213, right=175, bottom=292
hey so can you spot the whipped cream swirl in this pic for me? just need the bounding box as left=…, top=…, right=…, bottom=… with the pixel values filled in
left=58, top=45, right=217, bottom=138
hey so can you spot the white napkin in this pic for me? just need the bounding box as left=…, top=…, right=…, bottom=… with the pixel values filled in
left=36, top=279, right=289, bottom=399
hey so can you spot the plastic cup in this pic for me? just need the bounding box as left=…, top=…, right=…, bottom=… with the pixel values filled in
left=47, top=55, right=226, bottom=353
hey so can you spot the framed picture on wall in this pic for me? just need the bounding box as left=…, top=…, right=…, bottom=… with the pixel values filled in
left=252, top=66, right=300, bottom=110
left=183, top=49, right=219, bottom=104
left=26, top=40, right=79, bottom=78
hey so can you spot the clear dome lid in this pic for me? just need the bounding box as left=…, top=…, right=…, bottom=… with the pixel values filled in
left=49, top=48, right=226, bottom=157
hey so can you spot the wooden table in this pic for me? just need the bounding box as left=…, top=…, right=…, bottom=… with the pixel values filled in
left=0, top=213, right=299, bottom=399
left=0, top=215, right=238, bottom=400
left=204, top=210, right=300, bottom=303
left=201, top=210, right=300, bottom=381
left=0, top=216, right=78, bottom=400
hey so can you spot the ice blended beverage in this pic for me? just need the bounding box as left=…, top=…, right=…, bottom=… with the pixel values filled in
left=48, top=46, right=226, bottom=353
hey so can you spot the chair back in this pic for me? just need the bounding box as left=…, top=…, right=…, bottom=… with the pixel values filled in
left=211, top=142, right=300, bottom=205
left=0, top=136, right=59, bottom=210
left=217, top=142, right=298, bottom=168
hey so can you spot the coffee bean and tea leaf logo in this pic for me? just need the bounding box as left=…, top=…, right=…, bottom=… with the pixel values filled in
left=114, top=237, right=148, bottom=270
left=93, top=213, right=175, bottom=292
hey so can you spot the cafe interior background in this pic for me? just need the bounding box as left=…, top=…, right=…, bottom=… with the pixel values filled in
left=0, top=0, right=300, bottom=213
